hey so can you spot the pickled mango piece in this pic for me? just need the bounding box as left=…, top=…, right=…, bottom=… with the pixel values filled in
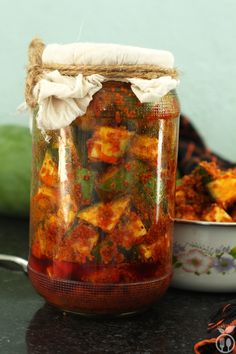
left=31, top=186, right=58, bottom=227
left=202, top=204, right=232, bottom=222
left=76, top=167, right=97, bottom=205
left=139, top=236, right=170, bottom=263
left=78, top=196, right=130, bottom=232
left=207, top=177, right=236, bottom=207
left=96, top=160, right=145, bottom=200
left=138, top=218, right=172, bottom=264
left=87, top=126, right=133, bottom=164
left=33, top=186, right=58, bottom=210
left=32, top=214, right=63, bottom=259
left=139, top=244, right=154, bottom=260
left=31, top=224, right=49, bottom=259
left=121, top=210, right=147, bottom=240
left=132, top=173, right=157, bottom=226
left=39, top=151, right=58, bottom=187
left=129, top=134, right=158, bottom=166
left=110, top=210, right=147, bottom=250
left=55, top=222, right=99, bottom=263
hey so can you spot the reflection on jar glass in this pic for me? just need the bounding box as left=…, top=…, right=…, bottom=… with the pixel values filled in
left=28, top=81, right=180, bottom=315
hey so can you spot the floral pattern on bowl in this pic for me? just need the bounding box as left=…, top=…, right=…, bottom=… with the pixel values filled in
left=173, top=242, right=236, bottom=276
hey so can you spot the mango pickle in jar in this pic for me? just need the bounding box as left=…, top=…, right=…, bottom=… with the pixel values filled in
left=27, top=42, right=180, bottom=315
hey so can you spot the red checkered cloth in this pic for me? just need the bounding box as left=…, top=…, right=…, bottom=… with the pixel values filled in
left=178, top=115, right=236, bottom=176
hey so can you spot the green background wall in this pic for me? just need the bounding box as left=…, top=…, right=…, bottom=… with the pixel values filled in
left=0, top=0, right=235, bottom=161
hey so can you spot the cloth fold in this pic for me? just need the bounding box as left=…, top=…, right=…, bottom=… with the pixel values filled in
left=33, top=71, right=178, bottom=131
left=34, top=71, right=105, bottom=131
left=128, top=76, right=177, bottom=103
left=32, top=42, right=178, bottom=131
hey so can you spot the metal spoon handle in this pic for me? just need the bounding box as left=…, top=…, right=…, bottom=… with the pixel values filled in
left=0, top=254, right=28, bottom=273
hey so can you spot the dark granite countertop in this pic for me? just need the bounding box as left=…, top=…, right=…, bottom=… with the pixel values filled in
left=0, top=216, right=235, bottom=354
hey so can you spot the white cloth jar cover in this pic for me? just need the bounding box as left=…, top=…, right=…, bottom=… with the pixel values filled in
left=33, top=43, right=179, bottom=131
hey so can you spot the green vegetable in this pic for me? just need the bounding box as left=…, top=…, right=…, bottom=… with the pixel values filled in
left=137, top=173, right=165, bottom=209
left=142, top=176, right=157, bottom=207
left=96, top=160, right=145, bottom=200
left=132, top=174, right=168, bottom=226
left=76, top=167, right=97, bottom=205
left=0, top=125, right=31, bottom=217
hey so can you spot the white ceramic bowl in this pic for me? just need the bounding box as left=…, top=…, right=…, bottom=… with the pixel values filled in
left=171, top=219, right=236, bottom=292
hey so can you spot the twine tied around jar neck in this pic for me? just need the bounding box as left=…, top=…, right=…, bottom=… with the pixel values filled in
left=25, top=38, right=179, bottom=109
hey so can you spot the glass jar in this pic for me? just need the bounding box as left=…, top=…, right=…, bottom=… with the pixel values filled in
left=28, top=81, right=180, bottom=315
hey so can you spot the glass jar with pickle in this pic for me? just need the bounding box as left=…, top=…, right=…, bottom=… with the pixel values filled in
left=27, top=41, right=180, bottom=315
